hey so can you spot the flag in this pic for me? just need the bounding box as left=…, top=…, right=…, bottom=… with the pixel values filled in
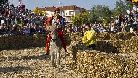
left=132, top=0, right=138, bottom=2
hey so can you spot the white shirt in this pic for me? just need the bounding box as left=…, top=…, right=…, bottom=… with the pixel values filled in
left=111, top=26, right=114, bottom=31
left=130, top=27, right=133, bottom=33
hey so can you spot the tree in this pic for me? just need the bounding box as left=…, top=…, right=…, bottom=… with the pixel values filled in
left=72, top=11, right=90, bottom=26
left=72, top=5, right=112, bottom=26
left=113, top=0, right=132, bottom=17
left=33, top=7, right=46, bottom=16
left=89, top=5, right=112, bottom=26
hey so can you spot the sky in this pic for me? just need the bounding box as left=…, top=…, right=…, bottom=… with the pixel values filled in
left=9, top=0, right=120, bottom=10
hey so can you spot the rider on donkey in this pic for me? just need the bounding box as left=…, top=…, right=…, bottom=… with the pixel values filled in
left=45, top=7, right=67, bottom=67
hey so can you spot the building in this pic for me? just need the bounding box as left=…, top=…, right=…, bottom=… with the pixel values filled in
left=39, top=5, right=86, bottom=23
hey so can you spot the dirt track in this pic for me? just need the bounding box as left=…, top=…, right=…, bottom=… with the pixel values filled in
left=0, top=45, right=138, bottom=78
left=0, top=47, right=78, bottom=78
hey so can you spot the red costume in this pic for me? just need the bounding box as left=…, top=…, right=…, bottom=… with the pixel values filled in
left=45, top=17, right=53, bottom=26
left=45, top=28, right=67, bottom=54
left=56, top=28, right=67, bottom=52
left=45, top=7, right=67, bottom=54
left=45, top=34, right=52, bottom=54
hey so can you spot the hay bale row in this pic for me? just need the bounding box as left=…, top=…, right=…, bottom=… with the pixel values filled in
left=75, top=51, right=138, bottom=78
left=96, top=37, right=138, bottom=53
left=0, top=32, right=137, bottom=53
left=96, top=32, right=135, bottom=40
left=0, top=35, right=45, bottom=50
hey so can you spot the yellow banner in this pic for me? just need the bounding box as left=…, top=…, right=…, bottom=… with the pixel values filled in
left=132, top=0, right=138, bottom=2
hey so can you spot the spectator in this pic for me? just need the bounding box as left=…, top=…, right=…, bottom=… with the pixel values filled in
left=82, top=23, right=97, bottom=50
left=0, top=2, right=46, bottom=36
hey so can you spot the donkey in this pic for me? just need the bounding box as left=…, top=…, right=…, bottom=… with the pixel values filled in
left=46, top=25, right=67, bottom=68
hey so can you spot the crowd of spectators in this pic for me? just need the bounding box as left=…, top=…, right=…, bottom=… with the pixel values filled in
left=71, top=5, right=138, bottom=35
left=66, top=12, right=138, bottom=35
left=0, top=2, right=46, bottom=36
left=109, top=15, right=138, bottom=34
left=94, top=5, right=138, bottom=34
left=0, top=2, right=138, bottom=37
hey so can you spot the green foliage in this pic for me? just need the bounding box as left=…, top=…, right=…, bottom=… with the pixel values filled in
left=72, top=5, right=112, bottom=26
left=72, top=11, right=90, bottom=26
left=89, top=5, right=112, bottom=26
left=113, top=0, right=133, bottom=17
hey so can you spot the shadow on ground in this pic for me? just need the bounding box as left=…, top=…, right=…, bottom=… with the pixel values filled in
left=95, top=41, right=120, bottom=53
left=0, top=66, right=32, bottom=73
left=76, top=41, right=120, bottom=53
left=0, top=54, right=50, bottom=61
left=20, top=54, right=50, bottom=60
